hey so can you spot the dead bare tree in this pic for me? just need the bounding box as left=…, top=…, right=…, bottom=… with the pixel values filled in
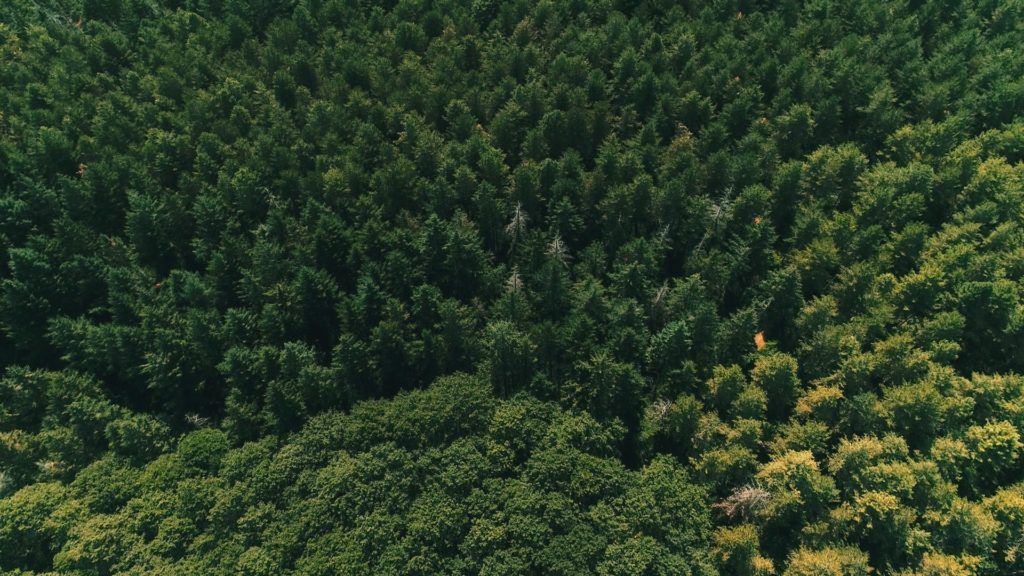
left=505, top=202, right=529, bottom=252
left=713, top=484, right=771, bottom=520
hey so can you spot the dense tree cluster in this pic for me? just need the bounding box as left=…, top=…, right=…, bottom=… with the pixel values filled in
left=1, top=0, right=1024, bottom=574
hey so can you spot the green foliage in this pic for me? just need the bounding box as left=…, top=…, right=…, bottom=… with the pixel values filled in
left=752, top=353, right=801, bottom=422
left=176, top=429, right=230, bottom=474
left=1, top=0, right=1023, bottom=573
left=841, top=490, right=920, bottom=569
left=961, top=421, right=1023, bottom=496
left=713, top=524, right=775, bottom=576
left=0, top=482, right=69, bottom=573
left=783, top=547, right=871, bottom=576
left=757, top=451, right=839, bottom=556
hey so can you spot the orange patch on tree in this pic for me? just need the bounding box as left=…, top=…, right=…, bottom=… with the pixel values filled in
left=754, top=331, right=766, bottom=350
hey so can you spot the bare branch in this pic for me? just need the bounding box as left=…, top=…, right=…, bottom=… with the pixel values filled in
left=713, top=484, right=771, bottom=520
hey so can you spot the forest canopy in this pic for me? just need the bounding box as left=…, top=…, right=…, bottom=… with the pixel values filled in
left=2, top=0, right=1024, bottom=574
